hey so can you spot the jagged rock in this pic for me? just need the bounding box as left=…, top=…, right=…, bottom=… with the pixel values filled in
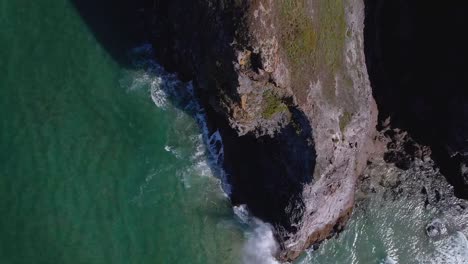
left=381, top=128, right=432, bottom=170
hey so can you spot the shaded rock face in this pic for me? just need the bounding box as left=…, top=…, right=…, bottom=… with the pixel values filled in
left=215, top=107, right=316, bottom=235
left=144, top=0, right=376, bottom=261
left=364, top=1, right=468, bottom=198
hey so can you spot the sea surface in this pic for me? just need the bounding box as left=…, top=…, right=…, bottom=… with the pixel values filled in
left=1, top=1, right=467, bottom=263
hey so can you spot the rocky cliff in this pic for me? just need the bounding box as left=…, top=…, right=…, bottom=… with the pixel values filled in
left=144, top=0, right=376, bottom=261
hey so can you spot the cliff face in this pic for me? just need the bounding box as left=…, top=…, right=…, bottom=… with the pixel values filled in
left=145, top=0, right=376, bottom=260
left=364, top=1, right=468, bottom=198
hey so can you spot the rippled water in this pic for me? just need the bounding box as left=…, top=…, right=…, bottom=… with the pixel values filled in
left=297, top=166, right=468, bottom=264
left=1, top=1, right=467, bottom=263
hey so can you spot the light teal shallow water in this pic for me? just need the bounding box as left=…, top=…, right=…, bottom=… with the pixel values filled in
left=1, top=1, right=468, bottom=264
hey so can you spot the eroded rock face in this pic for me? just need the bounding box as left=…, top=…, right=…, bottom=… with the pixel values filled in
left=364, top=0, right=468, bottom=198
left=144, top=0, right=376, bottom=261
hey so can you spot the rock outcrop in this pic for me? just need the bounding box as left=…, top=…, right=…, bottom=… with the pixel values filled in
left=144, top=0, right=376, bottom=261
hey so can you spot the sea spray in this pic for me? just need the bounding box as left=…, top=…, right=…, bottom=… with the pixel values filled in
left=234, top=205, right=280, bottom=264
left=381, top=256, right=397, bottom=264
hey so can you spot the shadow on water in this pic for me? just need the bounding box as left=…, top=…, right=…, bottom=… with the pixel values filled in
left=70, top=0, right=149, bottom=68
left=71, top=0, right=317, bottom=239
left=364, top=1, right=468, bottom=198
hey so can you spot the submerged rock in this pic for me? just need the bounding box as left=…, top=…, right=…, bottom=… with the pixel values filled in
left=426, top=219, right=448, bottom=239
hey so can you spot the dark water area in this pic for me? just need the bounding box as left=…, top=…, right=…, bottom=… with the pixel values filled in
left=364, top=0, right=468, bottom=197
left=70, top=0, right=149, bottom=67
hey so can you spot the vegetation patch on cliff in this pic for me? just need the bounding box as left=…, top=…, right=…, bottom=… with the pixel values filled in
left=262, top=90, right=289, bottom=119
left=278, top=0, right=317, bottom=67
left=317, top=0, right=346, bottom=75
left=277, top=0, right=317, bottom=102
left=276, top=0, right=346, bottom=104
left=339, top=110, right=352, bottom=133
left=316, top=0, right=347, bottom=103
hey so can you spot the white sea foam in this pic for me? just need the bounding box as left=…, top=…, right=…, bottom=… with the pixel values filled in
left=234, top=205, right=280, bottom=264
left=243, top=221, right=280, bottom=264
left=164, top=145, right=183, bottom=159
left=381, top=256, right=398, bottom=264
left=124, top=44, right=182, bottom=109
left=427, top=231, right=468, bottom=263
left=234, top=204, right=251, bottom=224
left=150, top=78, right=168, bottom=109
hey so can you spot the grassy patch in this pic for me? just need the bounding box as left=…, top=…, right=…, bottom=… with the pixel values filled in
left=339, top=111, right=352, bottom=133
left=316, top=0, right=347, bottom=103
left=276, top=0, right=347, bottom=104
left=278, top=0, right=317, bottom=67
left=317, top=0, right=346, bottom=73
left=277, top=0, right=317, bottom=102
left=262, top=90, right=289, bottom=119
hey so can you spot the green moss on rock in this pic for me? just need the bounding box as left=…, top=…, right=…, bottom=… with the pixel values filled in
left=339, top=111, right=352, bottom=133
left=262, top=90, right=289, bottom=119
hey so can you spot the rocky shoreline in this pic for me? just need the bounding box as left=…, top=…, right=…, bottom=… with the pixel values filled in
left=358, top=149, right=468, bottom=250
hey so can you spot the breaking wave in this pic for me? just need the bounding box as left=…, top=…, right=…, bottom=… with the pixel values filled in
left=234, top=205, right=280, bottom=264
